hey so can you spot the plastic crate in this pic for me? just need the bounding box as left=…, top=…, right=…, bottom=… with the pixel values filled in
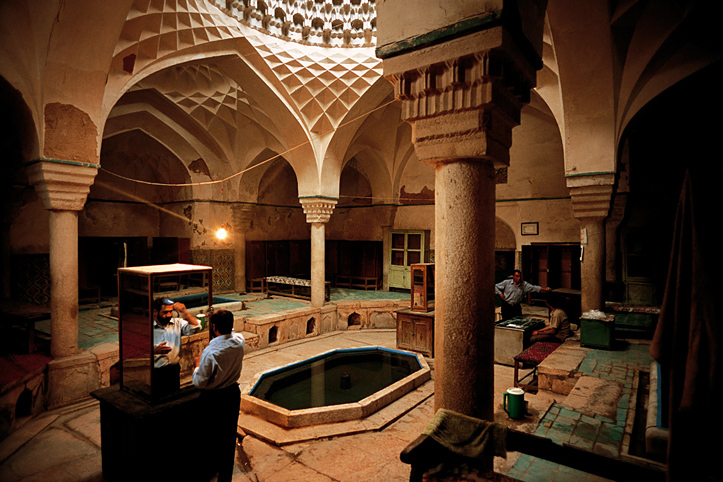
left=580, top=315, right=615, bottom=349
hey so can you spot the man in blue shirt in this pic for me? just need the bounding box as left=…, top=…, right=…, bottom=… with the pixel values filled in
left=495, top=270, right=551, bottom=320
left=193, top=309, right=245, bottom=482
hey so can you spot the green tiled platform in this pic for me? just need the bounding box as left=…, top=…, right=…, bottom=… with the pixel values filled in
left=511, top=341, right=655, bottom=481
left=34, top=288, right=410, bottom=350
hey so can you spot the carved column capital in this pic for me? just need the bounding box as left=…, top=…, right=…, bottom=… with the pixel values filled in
left=383, top=29, right=535, bottom=166
left=569, top=184, right=614, bottom=220
left=300, top=197, right=337, bottom=223
left=567, top=173, right=615, bottom=220
left=26, top=159, right=98, bottom=211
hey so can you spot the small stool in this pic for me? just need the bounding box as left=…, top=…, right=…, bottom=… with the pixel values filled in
left=513, top=342, right=560, bottom=392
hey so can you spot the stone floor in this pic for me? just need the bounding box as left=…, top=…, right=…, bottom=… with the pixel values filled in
left=0, top=291, right=667, bottom=481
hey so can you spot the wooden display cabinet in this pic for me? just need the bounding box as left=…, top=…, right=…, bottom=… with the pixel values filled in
left=396, top=308, right=434, bottom=357
left=410, top=263, right=434, bottom=312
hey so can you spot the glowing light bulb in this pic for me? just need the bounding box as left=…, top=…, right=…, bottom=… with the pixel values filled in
left=216, top=228, right=228, bottom=240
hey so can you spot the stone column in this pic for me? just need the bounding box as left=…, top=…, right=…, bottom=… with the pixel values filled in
left=28, top=159, right=100, bottom=408
left=382, top=30, right=538, bottom=420
left=232, top=204, right=254, bottom=293
left=300, top=197, right=337, bottom=307
left=568, top=176, right=614, bottom=312
left=377, top=205, right=398, bottom=291
left=27, top=160, right=98, bottom=358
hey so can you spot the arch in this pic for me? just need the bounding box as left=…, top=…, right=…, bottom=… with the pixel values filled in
left=612, top=2, right=723, bottom=142
left=338, top=158, right=373, bottom=207
left=0, top=76, right=37, bottom=165
left=546, top=2, right=617, bottom=176
left=105, top=90, right=228, bottom=169
left=392, top=140, right=422, bottom=204
left=342, top=148, right=394, bottom=205
left=104, top=39, right=313, bottom=176
left=318, top=76, right=392, bottom=198
left=495, top=218, right=517, bottom=251
left=257, top=158, right=301, bottom=207
left=239, top=148, right=299, bottom=206
left=95, top=129, right=193, bottom=206
left=0, top=75, right=39, bottom=299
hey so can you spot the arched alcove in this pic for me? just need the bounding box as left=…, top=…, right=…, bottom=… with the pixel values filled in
left=338, top=158, right=372, bottom=207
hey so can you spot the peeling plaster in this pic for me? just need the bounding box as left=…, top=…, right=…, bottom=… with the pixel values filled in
left=400, top=185, right=434, bottom=204
left=44, top=103, right=98, bottom=162
left=188, top=158, right=211, bottom=178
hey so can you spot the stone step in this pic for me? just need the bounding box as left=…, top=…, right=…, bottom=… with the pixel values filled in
left=241, top=331, right=260, bottom=353
left=537, top=341, right=587, bottom=395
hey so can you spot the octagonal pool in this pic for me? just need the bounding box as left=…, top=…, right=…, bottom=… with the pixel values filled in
left=240, top=347, right=431, bottom=428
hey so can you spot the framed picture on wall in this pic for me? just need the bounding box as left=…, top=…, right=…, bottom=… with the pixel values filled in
left=521, top=222, right=538, bottom=236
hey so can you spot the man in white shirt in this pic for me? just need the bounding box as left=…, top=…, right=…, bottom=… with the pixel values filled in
left=153, top=297, right=201, bottom=368
left=193, top=309, right=245, bottom=482
left=152, top=297, right=201, bottom=395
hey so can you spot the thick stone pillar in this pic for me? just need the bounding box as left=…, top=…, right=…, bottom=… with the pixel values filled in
left=27, top=160, right=98, bottom=358
left=27, top=160, right=99, bottom=409
left=382, top=29, right=538, bottom=421
left=568, top=176, right=614, bottom=312
left=434, top=158, right=497, bottom=418
left=232, top=204, right=254, bottom=293
left=300, top=197, right=337, bottom=307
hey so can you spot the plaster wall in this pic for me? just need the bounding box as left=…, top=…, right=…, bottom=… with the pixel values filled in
left=326, top=206, right=385, bottom=241
left=496, top=102, right=578, bottom=250
left=247, top=205, right=309, bottom=242
left=376, top=0, right=503, bottom=49
left=79, top=202, right=161, bottom=238
left=9, top=194, right=49, bottom=253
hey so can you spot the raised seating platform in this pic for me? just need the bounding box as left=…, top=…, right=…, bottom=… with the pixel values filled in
left=513, top=342, right=560, bottom=392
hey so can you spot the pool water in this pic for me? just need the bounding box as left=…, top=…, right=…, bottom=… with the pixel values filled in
left=249, top=347, right=422, bottom=410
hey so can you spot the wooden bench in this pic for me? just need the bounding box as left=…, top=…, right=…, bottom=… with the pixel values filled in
left=513, top=342, right=560, bottom=392
left=265, top=276, right=330, bottom=302
left=334, top=274, right=380, bottom=290
left=247, top=278, right=266, bottom=293
left=79, top=286, right=101, bottom=304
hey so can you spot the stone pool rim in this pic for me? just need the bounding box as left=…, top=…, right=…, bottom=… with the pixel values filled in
left=240, top=346, right=431, bottom=428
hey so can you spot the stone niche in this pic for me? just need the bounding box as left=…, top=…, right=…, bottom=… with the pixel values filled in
left=239, top=301, right=407, bottom=351
left=336, top=299, right=408, bottom=330
left=240, top=305, right=338, bottom=351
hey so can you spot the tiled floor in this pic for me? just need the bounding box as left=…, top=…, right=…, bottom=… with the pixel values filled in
left=2, top=291, right=664, bottom=481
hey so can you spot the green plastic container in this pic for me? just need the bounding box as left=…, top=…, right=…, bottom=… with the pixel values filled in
left=580, top=315, right=615, bottom=349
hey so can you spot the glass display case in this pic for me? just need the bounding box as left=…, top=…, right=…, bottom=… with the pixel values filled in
left=410, top=263, right=434, bottom=312
left=117, top=263, right=212, bottom=402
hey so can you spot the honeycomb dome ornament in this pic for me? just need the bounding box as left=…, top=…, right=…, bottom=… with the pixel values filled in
left=212, top=0, right=376, bottom=48
left=243, top=28, right=382, bottom=134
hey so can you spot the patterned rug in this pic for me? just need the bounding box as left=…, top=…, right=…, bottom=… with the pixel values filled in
left=514, top=342, right=560, bottom=365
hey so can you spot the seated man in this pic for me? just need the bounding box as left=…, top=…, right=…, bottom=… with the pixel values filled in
left=530, top=295, right=570, bottom=344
